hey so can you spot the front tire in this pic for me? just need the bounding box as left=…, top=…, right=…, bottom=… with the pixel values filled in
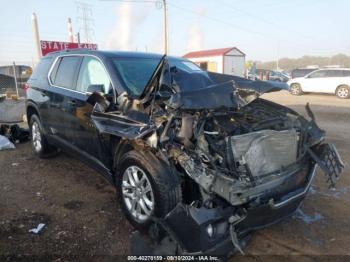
left=116, top=150, right=182, bottom=231
left=336, top=85, right=350, bottom=99
left=29, top=114, right=58, bottom=158
left=289, top=83, right=303, bottom=96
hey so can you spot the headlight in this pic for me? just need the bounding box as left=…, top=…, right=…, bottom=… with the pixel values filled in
left=206, top=224, right=214, bottom=238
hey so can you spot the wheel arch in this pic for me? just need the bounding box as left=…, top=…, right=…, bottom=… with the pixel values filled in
left=26, top=102, right=41, bottom=123
left=112, top=139, right=181, bottom=187
left=112, top=139, right=135, bottom=173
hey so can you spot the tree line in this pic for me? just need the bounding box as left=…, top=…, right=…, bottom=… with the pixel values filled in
left=253, top=53, right=350, bottom=71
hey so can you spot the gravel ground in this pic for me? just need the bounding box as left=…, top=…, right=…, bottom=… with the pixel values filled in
left=0, top=91, right=349, bottom=261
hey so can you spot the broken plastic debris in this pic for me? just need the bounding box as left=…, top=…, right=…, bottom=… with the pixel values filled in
left=29, top=223, right=45, bottom=234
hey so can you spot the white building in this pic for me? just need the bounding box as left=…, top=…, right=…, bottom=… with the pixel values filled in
left=183, top=47, right=246, bottom=77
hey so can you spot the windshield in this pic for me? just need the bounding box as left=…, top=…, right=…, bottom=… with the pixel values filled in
left=111, top=57, right=161, bottom=96
left=169, top=60, right=202, bottom=72
left=166, top=58, right=213, bottom=92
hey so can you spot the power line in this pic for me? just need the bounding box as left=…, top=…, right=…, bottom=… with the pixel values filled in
left=168, top=2, right=269, bottom=38
left=167, top=2, right=334, bottom=54
left=215, top=0, right=314, bottom=40
left=76, top=1, right=95, bottom=43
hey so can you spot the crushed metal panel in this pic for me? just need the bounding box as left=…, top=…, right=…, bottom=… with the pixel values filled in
left=91, top=111, right=155, bottom=140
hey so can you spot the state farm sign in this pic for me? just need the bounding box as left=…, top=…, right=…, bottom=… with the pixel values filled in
left=40, top=40, right=98, bottom=56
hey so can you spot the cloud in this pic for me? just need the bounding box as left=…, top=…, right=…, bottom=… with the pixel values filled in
left=105, top=2, right=151, bottom=50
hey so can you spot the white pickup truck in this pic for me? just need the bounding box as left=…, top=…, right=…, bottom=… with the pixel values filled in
left=288, top=68, right=350, bottom=98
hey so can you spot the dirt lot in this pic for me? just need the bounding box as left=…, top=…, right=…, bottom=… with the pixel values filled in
left=0, top=91, right=349, bottom=261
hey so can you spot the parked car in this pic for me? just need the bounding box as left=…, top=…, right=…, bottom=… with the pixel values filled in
left=291, top=68, right=317, bottom=79
left=25, top=50, right=343, bottom=258
left=288, top=68, right=350, bottom=98
left=247, top=71, right=259, bottom=81
left=254, top=69, right=289, bottom=82
left=269, top=70, right=290, bottom=82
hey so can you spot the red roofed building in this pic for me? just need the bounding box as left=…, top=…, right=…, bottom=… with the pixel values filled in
left=183, top=47, right=246, bottom=77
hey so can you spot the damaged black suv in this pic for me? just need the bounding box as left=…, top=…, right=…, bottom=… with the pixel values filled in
left=26, top=50, right=344, bottom=258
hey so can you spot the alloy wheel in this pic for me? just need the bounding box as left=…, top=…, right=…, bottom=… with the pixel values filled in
left=122, top=165, right=155, bottom=222
left=337, top=87, right=349, bottom=98
left=290, top=84, right=301, bottom=95
left=31, top=121, right=42, bottom=152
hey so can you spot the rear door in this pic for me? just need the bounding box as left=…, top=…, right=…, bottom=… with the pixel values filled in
left=48, top=55, right=83, bottom=141
left=322, top=70, right=345, bottom=93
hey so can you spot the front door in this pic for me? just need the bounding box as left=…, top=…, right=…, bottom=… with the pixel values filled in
left=67, top=56, right=114, bottom=163
left=302, top=70, right=328, bottom=92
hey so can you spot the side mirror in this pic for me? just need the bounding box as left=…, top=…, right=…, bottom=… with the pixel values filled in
left=87, top=84, right=104, bottom=94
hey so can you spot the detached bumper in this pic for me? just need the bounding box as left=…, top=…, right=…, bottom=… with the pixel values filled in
left=159, top=164, right=318, bottom=256
left=142, top=144, right=343, bottom=256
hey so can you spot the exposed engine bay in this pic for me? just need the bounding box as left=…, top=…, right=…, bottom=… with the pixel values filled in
left=89, top=57, right=344, bottom=256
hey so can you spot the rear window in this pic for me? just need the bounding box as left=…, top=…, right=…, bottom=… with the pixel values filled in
left=52, top=56, right=81, bottom=89
left=308, top=70, right=327, bottom=78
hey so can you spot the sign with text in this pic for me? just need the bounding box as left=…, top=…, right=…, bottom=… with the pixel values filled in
left=40, top=40, right=98, bottom=56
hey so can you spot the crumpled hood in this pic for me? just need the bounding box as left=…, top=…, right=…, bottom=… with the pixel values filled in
left=166, top=71, right=288, bottom=110
left=207, top=72, right=288, bottom=94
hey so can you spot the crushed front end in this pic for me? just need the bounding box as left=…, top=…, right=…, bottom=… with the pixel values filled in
left=140, top=83, right=344, bottom=256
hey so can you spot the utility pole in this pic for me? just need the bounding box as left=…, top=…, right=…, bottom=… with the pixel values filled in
left=12, top=62, right=19, bottom=97
left=163, top=0, right=168, bottom=54
left=67, top=17, right=74, bottom=43
left=76, top=32, right=81, bottom=44
left=31, top=13, right=41, bottom=62
left=76, top=1, right=94, bottom=43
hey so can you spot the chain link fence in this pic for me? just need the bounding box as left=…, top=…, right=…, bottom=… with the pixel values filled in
left=0, top=62, right=32, bottom=98
left=0, top=62, right=32, bottom=123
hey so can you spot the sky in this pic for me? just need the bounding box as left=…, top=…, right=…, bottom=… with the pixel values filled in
left=0, top=0, right=349, bottom=65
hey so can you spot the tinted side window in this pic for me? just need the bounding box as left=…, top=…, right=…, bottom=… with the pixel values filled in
left=308, top=70, right=327, bottom=78
left=324, top=70, right=343, bottom=77
left=53, top=56, right=81, bottom=89
left=76, top=57, right=111, bottom=94
left=342, top=70, right=350, bottom=77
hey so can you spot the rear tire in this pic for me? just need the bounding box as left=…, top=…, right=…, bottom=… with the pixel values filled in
left=289, top=83, right=303, bottom=96
left=335, top=85, right=350, bottom=99
left=116, top=150, right=182, bottom=231
left=29, top=114, right=58, bottom=158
